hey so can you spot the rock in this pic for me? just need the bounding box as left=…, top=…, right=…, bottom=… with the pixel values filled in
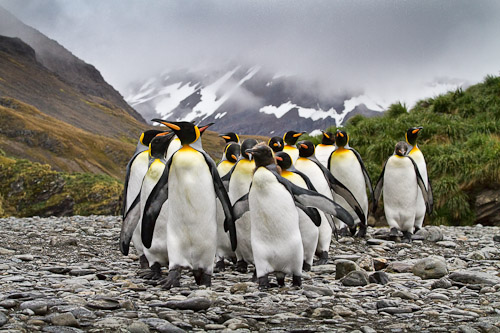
left=412, top=256, right=448, bottom=279
left=128, top=321, right=151, bottom=333
left=391, top=290, right=418, bottom=300
left=303, top=285, right=333, bottom=296
left=335, top=259, right=361, bottom=279
left=368, top=271, right=390, bottom=285
left=356, top=254, right=374, bottom=271
left=0, top=247, right=15, bottom=255
left=230, top=282, right=250, bottom=294
left=467, top=250, right=487, bottom=260
left=427, top=292, right=450, bottom=301
left=449, top=271, right=500, bottom=285
left=425, top=226, right=444, bottom=242
left=14, top=253, right=34, bottom=261
left=360, top=326, right=377, bottom=333
left=340, top=270, right=369, bottom=286
left=160, top=297, right=212, bottom=311
left=86, top=298, right=121, bottom=310
left=19, top=300, right=49, bottom=315
left=474, top=188, right=500, bottom=226
left=437, top=241, right=458, bottom=248
left=312, top=307, right=334, bottom=318
left=332, top=305, right=355, bottom=317
left=386, top=261, right=414, bottom=273
left=376, top=299, right=400, bottom=309
left=50, top=313, right=79, bottom=327
left=311, top=264, right=336, bottom=274
left=493, top=235, right=500, bottom=242
left=431, top=277, right=453, bottom=289
left=0, top=299, right=17, bottom=309
left=0, top=312, right=7, bottom=327
left=458, top=325, right=480, bottom=333
left=373, top=258, right=388, bottom=271
left=42, top=327, right=84, bottom=333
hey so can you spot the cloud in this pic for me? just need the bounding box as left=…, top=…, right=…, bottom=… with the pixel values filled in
left=1, top=0, right=500, bottom=106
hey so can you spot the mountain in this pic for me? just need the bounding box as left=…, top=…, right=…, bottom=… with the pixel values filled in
left=125, top=66, right=385, bottom=136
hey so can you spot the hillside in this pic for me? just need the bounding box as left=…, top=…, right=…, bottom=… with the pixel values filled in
left=308, top=75, right=500, bottom=226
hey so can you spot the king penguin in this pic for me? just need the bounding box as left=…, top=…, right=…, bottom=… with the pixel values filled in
left=328, top=130, right=373, bottom=237
left=215, top=142, right=241, bottom=270
left=283, top=130, right=305, bottom=163
left=295, top=141, right=365, bottom=264
left=268, top=136, right=284, bottom=153
left=232, top=143, right=354, bottom=289
left=372, top=141, right=430, bottom=242
left=142, top=121, right=236, bottom=289
left=275, top=151, right=320, bottom=271
left=315, top=131, right=336, bottom=167
left=120, top=129, right=165, bottom=268
left=222, top=138, right=258, bottom=273
left=219, top=132, right=240, bottom=144
left=405, top=127, right=433, bottom=233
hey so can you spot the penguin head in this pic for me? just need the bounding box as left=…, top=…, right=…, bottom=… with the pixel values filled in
left=283, top=131, right=305, bottom=145
left=297, top=140, right=315, bottom=158
left=268, top=136, right=284, bottom=152
left=152, top=120, right=212, bottom=145
left=246, top=143, right=275, bottom=169
left=241, top=139, right=258, bottom=160
left=219, top=132, right=240, bottom=143
left=275, top=151, right=292, bottom=170
left=335, top=130, right=349, bottom=147
left=140, top=129, right=166, bottom=146
left=149, top=131, right=176, bottom=158
left=224, top=143, right=241, bottom=163
left=321, top=131, right=335, bottom=145
left=394, top=141, right=409, bottom=157
left=405, top=126, right=423, bottom=146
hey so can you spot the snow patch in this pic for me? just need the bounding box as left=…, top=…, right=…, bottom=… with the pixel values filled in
left=215, top=112, right=227, bottom=119
left=154, top=82, right=197, bottom=119
left=259, top=102, right=337, bottom=121
left=309, top=129, right=322, bottom=137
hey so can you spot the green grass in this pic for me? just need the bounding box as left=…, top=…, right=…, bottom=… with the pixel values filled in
left=308, top=75, right=500, bottom=226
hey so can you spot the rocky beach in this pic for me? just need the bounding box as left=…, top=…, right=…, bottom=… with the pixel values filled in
left=0, top=216, right=499, bottom=332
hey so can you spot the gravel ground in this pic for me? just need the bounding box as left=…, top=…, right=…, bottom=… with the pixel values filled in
left=0, top=216, right=499, bottom=332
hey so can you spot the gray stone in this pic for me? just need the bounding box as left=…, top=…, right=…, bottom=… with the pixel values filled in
left=431, top=277, right=453, bottom=289
left=391, top=290, right=418, bottom=300
left=128, top=321, right=150, bottom=333
left=426, top=226, right=444, bottom=242
left=376, top=299, right=400, bottom=309
left=437, top=241, right=458, bottom=248
left=303, top=285, right=333, bottom=296
left=340, top=270, right=369, bottom=286
left=412, top=256, right=448, bottom=279
left=356, top=254, right=374, bottom=271
left=458, top=325, right=480, bottom=333
left=312, top=307, right=334, bottom=318
left=0, top=312, right=7, bottom=327
left=19, top=300, right=49, bottom=315
left=493, top=235, right=500, bottom=242
left=360, top=326, right=377, bottom=333
left=157, top=297, right=212, bottom=311
left=449, top=270, right=500, bottom=285
left=386, top=261, right=414, bottom=273
left=42, top=327, right=84, bottom=333
left=332, top=305, right=355, bottom=317
left=467, top=250, right=487, bottom=260
left=378, top=307, right=413, bottom=314
left=86, top=298, right=121, bottom=310
left=0, top=299, right=17, bottom=309
left=335, top=259, right=361, bottom=279
left=50, top=312, right=79, bottom=327
left=369, top=271, right=390, bottom=285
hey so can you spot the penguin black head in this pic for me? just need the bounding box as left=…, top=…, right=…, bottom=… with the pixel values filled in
left=140, top=130, right=166, bottom=146
left=268, top=136, right=284, bottom=153
left=283, top=131, right=305, bottom=145
left=405, top=126, right=423, bottom=146
left=246, top=143, right=275, bottom=169
left=297, top=140, right=315, bottom=158
left=219, top=132, right=240, bottom=144
left=394, top=141, right=409, bottom=157
left=224, top=142, right=241, bottom=163
left=275, top=151, right=293, bottom=170
left=152, top=119, right=213, bottom=145
left=321, top=131, right=335, bottom=145
left=241, top=139, right=258, bottom=160
left=335, top=130, right=349, bottom=147
left=149, top=131, right=175, bottom=158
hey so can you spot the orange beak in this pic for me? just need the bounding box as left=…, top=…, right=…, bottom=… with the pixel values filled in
left=158, top=121, right=180, bottom=131
left=276, top=156, right=283, bottom=161
left=300, top=143, right=308, bottom=149
left=231, top=154, right=237, bottom=160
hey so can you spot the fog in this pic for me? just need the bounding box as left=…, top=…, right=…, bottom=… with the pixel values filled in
left=1, top=0, right=500, bottom=106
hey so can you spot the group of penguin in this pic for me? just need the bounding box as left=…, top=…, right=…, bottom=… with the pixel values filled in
left=119, top=119, right=433, bottom=290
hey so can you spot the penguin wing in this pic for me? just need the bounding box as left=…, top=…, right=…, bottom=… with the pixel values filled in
left=349, top=148, right=374, bottom=203
left=311, top=158, right=366, bottom=225
left=141, top=157, right=173, bottom=249
left=233, top=193, right=250, bottom=221
left=122, top=149, right=146, bottom=219
left=200, top=151, right=237, bottom=251
left=427, top=179, right=434, bottom=213
left=372, top=160, right=387, bottom=214
left=407, top=156, right=431, bottom=213
left=296, top=203, right=321, bottom=227
left=220, top=161, right=238, bottom=192
left=271, top=170, right=355, bottom=227
left=119, top=198, right=141, bottom=255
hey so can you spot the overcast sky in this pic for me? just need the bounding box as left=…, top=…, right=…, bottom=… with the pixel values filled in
left=1, top=0, right=500, bottom=105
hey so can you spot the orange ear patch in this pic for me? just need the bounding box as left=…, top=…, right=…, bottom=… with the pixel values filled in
left=324, top=133, right=330, bottom=139
left=338, top=132, right=344, bottom=137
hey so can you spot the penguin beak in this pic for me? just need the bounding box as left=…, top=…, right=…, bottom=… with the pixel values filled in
left=273, top=143, right=279, bottom=147
left=300, top=143, right=308, bottom=149
left=231, top=154, right=237, bottom=161
left=412, top=126, right=423, bottom=134
left=322, top=131, right=330, bottom=139
left=293, top=132, right=305, bottom=138
left=152, top=119, right=180, bottom=131
left=276, top=156, right=283, bottom=162
left=199, top=123, right=214, bottom=134
left=245, top=148, right=254, bottom=160
left=221, top=135, right=231, bottom=140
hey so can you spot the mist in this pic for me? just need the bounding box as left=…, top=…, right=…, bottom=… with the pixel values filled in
left=1, top=0, right=500, bottom=107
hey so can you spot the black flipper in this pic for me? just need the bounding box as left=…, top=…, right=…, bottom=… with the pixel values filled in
left=200, top=151, right=237, bottom=251
left=427, top=178, right=434, bottom=214
left=310, top=158, right=366, bottom=225
left=221, top=160, right=239, bottom=192
left=268, top=168, right=355, bottom=227
left=407, top=156, right=431, bottom=213
left=119, top=195, right=141, bottom=255
left=349, top=148, right=374, bottom=205
left=296, top=203, right=321, bottom=227
left=372, top=160, right=388, bottom=214
left=233, top=193, right=250, bottom=221
left=141, top=157, right=173, bottom=248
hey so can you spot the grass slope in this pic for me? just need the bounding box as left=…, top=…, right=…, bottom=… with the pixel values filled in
left=306, top=75, right=500, bottom=226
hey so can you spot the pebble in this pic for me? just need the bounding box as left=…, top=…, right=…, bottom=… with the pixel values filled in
left=412, top=256, right=448, bottom=279
left=0, top=216, right=498, bottom=332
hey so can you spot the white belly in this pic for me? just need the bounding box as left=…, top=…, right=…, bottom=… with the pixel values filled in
left=284, top=146, right=299, bottom=164
left=410, top=148, right=429, bottom=229
left=250, top=168, right=303, bottom=277
left=126, top=151, right=149, bottom=213
left=315, top=144, right=336, bottom=167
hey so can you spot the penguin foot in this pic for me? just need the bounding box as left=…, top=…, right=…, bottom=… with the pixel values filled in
left=276, top=272, right=285, bottom=287
left=193, top=268, right=212, bottom=287
left=139, top=255, right=150, bottom=269
left=355, top=224, right=367, bottom=238
left=214, top=259, right=225, bottom=272
left=315, top=251, right=328, bottom=265
left=338, top=227, right=351, bottom=237
left=302, top=261, right=311, bottom=272
left=402, top=231, right=413, bottom=243
left=258, top=275, right=270, bottom=290
left=161, top=268, right=181, bottom=290
left=138, top=262, right=162, bottom=280
left=236, top=260, right=248, bottom=273
left=292, top=275, right=302, bottom=288
left=349, top=226, right=357, bottom=236
left=389, top=227, right=401, bottom=242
